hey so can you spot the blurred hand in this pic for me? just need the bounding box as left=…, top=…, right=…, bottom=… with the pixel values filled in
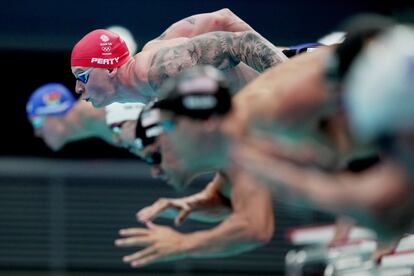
left=137, top=187, right=231, bottom=226
left=328, top=217, right=355, bottom=247
left=137, top=197, right=192, bottom=226
left=372, top=238, right=400, bottom=264
left=115, top=222, right=189, bottom=267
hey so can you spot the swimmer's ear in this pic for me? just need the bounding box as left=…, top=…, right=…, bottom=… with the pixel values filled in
left=107, top=68, right=118, bottom=78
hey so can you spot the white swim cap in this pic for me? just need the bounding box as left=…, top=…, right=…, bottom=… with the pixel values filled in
left=345, top=25, right=414, bottom=142
left=107, top=25, right=138, bottom=55
left=105, top=102, right=145, bottom=126
left=318, top=31, right=346, bottom=46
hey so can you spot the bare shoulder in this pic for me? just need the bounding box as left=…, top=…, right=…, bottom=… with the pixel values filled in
left=233, top=49, right=332, bottom=127
left=147, top=37, right=201, bottom=89
left=131, top=52, right=153, bottom=82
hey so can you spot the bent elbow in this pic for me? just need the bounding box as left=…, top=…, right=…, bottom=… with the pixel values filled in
left=247, top=221, right=274, bottom=245
left=217, top=8, right=234, bottom=17
left=257, top=223, right=274, bottom=244
left=212, top=8, right=236, bottom=28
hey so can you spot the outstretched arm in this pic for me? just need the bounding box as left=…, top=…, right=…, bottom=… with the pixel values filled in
left=183, top=169, right=274, bottom=258
left=143, top=9, right=254, bottom=51
left=148, top=31, right=288, bottom=89
left=235, top=144, right=408, bottom=212
left=115, top=170, right=274, bottom=267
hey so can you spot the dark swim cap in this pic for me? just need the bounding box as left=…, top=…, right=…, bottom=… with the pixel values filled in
left=154, top=65, right=232, bottom=120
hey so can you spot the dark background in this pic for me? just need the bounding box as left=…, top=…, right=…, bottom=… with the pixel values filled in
left=0, top=1, right=412, bottom=275
left=0, top=0, right=412, bottom=159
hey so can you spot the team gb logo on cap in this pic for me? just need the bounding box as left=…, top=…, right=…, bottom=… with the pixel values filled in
left=100, top=34, right=110, bottom=42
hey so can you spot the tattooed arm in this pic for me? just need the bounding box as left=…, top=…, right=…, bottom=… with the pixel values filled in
left=142, top=9, right=254, bottom=51
left=148, top=31, right=288, bottom=89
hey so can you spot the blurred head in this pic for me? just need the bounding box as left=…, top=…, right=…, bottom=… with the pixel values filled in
left=26, top=83, right=76, bottom=151
left=128, top=102, right=182, bottom=186
left=320, top=14, right=396, bottom=132
left=134, top=101, right=163, bottom=161
left=105, top=102, right=145, bottom=151
left=324, top=14, right=395, bottom=91
left=344, top=25, right=414, bottom=157
left=136, top=102, right=211, bottom=190
left=157, top=133, right=196, bottom=190
left=154, top=66, right=233, bottom=175
left=318, top=31, right=346, bottom=46
left=71, top=29, right=130, bottom=107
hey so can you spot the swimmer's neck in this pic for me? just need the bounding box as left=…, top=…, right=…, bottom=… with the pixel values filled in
left=116, top=56, right=157, bottom=103
left=65, top=102, right=113, bottom=143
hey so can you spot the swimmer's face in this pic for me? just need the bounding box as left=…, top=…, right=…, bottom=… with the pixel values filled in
left=72, top=66, right=117, bottom=108
left=156, top=133, right=194, bottom=190
left=160, top=112, right=229, bottom=174
left=32, top=116, right=68, bottom=151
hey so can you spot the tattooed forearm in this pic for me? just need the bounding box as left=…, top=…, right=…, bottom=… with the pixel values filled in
left=229, top=31, right=288, bottom=72
left=148, top=31, right=287, bottom=90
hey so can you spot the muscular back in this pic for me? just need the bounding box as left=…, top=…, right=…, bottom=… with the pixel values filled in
left=233, top=48, right=373, bottom=169
left=234, top=48, right=332, bottom=129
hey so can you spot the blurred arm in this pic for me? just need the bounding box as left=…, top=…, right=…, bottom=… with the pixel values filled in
left=237, top=146, right=408, bottom=212
left=329, top=216, right=356, bottom=246
left=183, top=170, right=274, bottom=258
left=275, top=160, right=407, bottom=211
left=116, top=170, right=274, bottom=267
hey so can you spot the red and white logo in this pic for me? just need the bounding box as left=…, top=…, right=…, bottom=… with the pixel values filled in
left=100, top=34, right=110, bottom=42
left=101, top=46, right=111, bottom=52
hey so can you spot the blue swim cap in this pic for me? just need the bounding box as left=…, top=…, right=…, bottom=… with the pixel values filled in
left=26, top=83, right=76, bottom=118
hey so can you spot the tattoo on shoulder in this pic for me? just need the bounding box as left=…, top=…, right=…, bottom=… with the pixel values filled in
left=233, top=32, right=287, bottom=72
left=185, top=16, right=196, bottom=25
left=148, top=32, right=237, bottom=90
left=147, top=31, right=287, bottom=90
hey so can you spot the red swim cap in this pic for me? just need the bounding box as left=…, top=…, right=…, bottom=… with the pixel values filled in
left=71, top=29, right=130, bottom=68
